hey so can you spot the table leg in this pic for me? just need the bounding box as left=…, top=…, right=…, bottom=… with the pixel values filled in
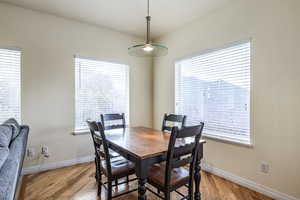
left=138, top=178, right=147, bottom=200
left=194, top=143, right=203, bottom=200
left=136, top=160, right=149, bottom=200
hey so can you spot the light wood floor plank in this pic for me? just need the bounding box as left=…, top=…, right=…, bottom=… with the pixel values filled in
left=21, top=162, right=273, bottom=200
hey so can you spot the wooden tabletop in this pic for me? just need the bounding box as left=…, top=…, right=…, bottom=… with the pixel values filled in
left=105, top=127, right=205, bottom=159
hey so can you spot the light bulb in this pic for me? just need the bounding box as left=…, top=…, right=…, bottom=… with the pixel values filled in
left=143, top=44, right=154, bottom=52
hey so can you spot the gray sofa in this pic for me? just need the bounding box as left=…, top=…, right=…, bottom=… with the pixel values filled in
left=0, top=118, right=29, bottom=200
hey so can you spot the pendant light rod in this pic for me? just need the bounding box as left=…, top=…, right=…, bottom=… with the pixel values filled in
left=146, top=0, right=151, bottom=44
left=147, top=0, right=150, bottom=16
left=146, top=16, right=151, bottom=44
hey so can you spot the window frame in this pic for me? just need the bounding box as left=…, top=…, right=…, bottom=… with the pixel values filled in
left=73, top=56, right=130, bottom=133
left=174, top=39, right=254, bottom=146
left=0, top=47, right=22, bottom=124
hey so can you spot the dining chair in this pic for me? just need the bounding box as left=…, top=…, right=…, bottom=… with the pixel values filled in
left=86, top=120, right=137, bottom=199
left=101, top=113, right=126, bottom=130
left=100, top=113, right=126, bottom=183
left=146, top=123, right=204, bottom=200
left=161, top=113, right=187, bottom=132
left=87, top=120, right=102, bottom=183
left=87, top=119, right=123, bottom=182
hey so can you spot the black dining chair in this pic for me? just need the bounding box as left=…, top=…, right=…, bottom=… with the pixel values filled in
left=87, top=120, right=102, bottom=183
left=101, top=113, right=126, bottom=130
left=146, top=123, right=204, bottom=200
left=101, top=113, right=128, bottom=185
left=161, top=113, right=187, bottom=132
left=86, top=120, right=137, bottom=199
left=87, top=119, right=123, bottom=182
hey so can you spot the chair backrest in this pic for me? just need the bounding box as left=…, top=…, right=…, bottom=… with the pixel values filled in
left=161, top=113, right=186, bottom=132
left=87, top=120, right=112, bottom=176
left=165, top=122, right=204, bottom=187
left=100, top=113, right=126, bottom=130
left=86, top=120, right=100, bottom=156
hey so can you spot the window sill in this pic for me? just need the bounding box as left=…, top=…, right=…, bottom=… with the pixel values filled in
left=72, top=129, right=89, bottom=136
left=202, top=133, right=253, bottom=148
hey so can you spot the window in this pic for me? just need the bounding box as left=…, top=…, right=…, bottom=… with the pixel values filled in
left=0, top=48, right=21, bottom=123
left=175, top=41, right=251, bottom=144
left=75, top=57, right=129, bottom=131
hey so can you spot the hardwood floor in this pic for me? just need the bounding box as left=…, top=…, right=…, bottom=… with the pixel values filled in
left=21, top=162, right=273, bottom=200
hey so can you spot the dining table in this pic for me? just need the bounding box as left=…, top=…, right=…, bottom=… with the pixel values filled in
left=105, top=127, right=206, bottom=200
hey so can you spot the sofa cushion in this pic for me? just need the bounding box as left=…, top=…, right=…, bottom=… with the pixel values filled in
left=0, top=125, right=13, bottom=147
left=0, top=147, right=9, bottom=170
left=3, top=118, right=20, bottom=141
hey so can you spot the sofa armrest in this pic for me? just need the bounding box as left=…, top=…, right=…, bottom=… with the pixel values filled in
left=19, top=125, right=29, bottom=132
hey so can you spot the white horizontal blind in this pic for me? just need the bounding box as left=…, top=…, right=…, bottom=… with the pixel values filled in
left=175, top=41, right=251, bottom=144
left=75, top=57, right=129, bottom=130
left=0, top=48, right=21, bottom=123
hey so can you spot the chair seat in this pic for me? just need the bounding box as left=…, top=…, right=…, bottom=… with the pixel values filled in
left=101, top=158, right=135, bottom=177
left=148, top=164, right=190, bottom=187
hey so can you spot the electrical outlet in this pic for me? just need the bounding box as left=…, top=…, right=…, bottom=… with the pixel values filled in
left=260, top=161, right=269, bottom=174
left=41, top=145, right=50, bottom=158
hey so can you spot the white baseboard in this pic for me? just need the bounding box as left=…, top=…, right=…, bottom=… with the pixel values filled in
left=22, top=155, right=94, bottom=175
left=201, top=164, right=299, bottom=200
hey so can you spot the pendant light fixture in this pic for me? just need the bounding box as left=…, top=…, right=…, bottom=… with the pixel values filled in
left=128, top=0, right=168, bottom=57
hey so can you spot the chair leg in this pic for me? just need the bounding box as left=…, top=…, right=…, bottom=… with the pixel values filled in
left=97, top=173, right=102, bottom=196
left=157, top=188, right=160, bottom=194
left=115, top=179, right=118, bottom=187
left=95, top=157, right=98, bottom=181
left=107, top=181, right=112, bottom=200
left=126, top=175, right=129, bottom=184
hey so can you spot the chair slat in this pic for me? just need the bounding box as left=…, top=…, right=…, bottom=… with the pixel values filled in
left=162, top=113, right=187, bottom=132
left=176, top=124, right=204, bottom=138
left=171, top=156, right=193, bottom=169
left=105, top=124, right=125, bottom=130
left=173, top=143, right=195, bottom=157
left=166, top=114, right=185, bottom=122
left=101, top=113, right=126, bottom=131
left=102, top=113, right=123, bottom=120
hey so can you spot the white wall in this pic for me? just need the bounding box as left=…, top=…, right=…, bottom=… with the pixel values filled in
left=1, top=0, right=299, bottom=198
left=0, top=3, right=152, bottom=167
left=153, top=0, right=300, bottom=198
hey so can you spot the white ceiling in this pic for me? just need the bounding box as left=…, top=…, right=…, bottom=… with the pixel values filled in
left=0, top=0, right=231, bottom=39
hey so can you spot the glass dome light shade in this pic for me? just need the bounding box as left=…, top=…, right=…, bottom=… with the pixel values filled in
left=128, top=43, right=168, bottom=57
